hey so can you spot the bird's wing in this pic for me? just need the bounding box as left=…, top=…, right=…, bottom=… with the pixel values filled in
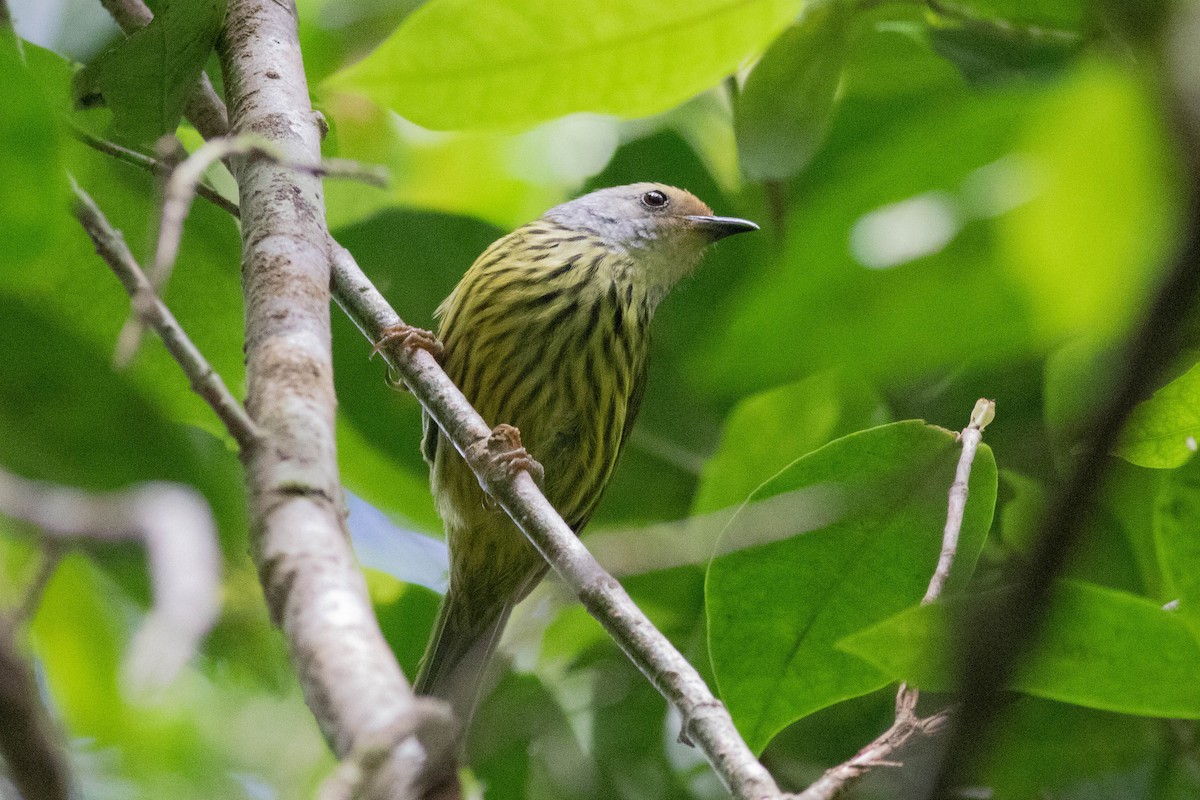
left=420, top=410, right=439, bottom=467
left=619, top=350, right=649, bottom=452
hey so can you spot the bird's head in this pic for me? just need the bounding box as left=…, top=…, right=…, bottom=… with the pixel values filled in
left=541, top=182, right=758, bottom=299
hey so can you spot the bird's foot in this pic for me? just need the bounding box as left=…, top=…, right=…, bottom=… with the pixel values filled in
left=370, top=323, right=444, bottom=391
left=474, top=424, right=545, bottom=510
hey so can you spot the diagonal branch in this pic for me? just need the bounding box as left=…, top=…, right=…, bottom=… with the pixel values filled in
left=71, top=177, right=263, bottom=450
left=331, top=244, right=783, bottom=800
left=0, top=618, right=71, bottom=800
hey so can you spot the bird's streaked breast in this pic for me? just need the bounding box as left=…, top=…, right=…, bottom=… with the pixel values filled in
left=434, top=223, right=651, bottom=531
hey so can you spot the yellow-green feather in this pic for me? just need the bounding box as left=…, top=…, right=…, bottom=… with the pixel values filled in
left=414, top=222, right=651, bottom=709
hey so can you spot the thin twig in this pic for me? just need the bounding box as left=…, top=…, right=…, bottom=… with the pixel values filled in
left=931, top=8, right=1200, bottom=793
left=0, top=618, right=72, bottom=800
left=71, top=125, right=240, bottom=217
left=114, top=134, right=387, bottom=367
left=70, top=177, right=264, bottom=450
left=797, top=399, right=995, bottom=800
left=924, top=399, right=994, bottom=604
left=330, top=243, right=783, bottom=800
left=0, top=469, right=222, bottom=690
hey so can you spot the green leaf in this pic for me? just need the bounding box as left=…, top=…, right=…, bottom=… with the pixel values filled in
left=692, top=370, right=888, bottom=515
left=1155, top=457, right=1200, bottom=620
left=734, top=4, right=850, bottom=180
left=0, top=35, right=66, bottom=263
left=698, top=87, right=1037, bottom=397
left=1043, top=336, right=1120, bottom=464
left=928, top=24, right=1078, bottom=87
left=841, top=581, right=1200, bottom=718
left=75, top=0, right=226, bottom=148
left=995, top=469, right=1045, bottom=555
left=979, top=697, right=1160, bottom=799
left=1117, top=360, right=1200, bottom=469
left=325, top=0, right=803, bottom=130
left=706, top=420, right=997, bottom=752
left=469, top=672, right=604, bottom=800
left=935, top=0, right=1085, bottom=29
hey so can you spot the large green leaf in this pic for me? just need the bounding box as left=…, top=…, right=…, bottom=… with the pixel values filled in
left=1155, top=457, right=1200, bottom=624
left=706, top=420, right=997, bottom=752
left=698, top=87, right=1037, bottom=397
left=325, top=0, right=803, bottom=130
left=0, top=36, right=65, bottom=263
left=692, top=370, right=888, bottom=515
left=978, top=697, right=1160, bottom=800
left=734, top=4, right=850, bottom=180
left=1117, top=361, right=1200, bottom=469
left=841, top=581, right=1200, bottom=718
left=74, top=0, right=226, bottom=148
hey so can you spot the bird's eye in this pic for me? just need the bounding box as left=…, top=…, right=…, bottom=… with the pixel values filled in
left=640, top=190, right=670, bottom=210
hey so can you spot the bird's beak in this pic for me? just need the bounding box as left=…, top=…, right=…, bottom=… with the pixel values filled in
left=685, top=215, right=760, bottom=241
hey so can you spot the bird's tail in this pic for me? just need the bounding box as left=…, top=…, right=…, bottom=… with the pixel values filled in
left=413, top=591, right=513, bottom=733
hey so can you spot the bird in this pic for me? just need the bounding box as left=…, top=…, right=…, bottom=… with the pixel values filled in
left=409, top=182, right=757, bottom=730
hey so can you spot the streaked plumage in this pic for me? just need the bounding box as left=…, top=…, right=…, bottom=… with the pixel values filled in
left=414, top=183, right=757, bottom=726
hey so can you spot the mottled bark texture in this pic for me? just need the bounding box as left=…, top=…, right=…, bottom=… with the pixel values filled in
left=217, top=2, right=454, bottom=797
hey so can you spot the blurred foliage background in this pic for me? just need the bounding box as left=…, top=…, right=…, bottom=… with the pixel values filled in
left=2, top=0, right=1199, bottom=797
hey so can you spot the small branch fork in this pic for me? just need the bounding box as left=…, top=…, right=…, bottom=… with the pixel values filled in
left=797, top=399, right=995, bottom=800
left=71, top=178, right=263, bottom=449
left=113, top=133, right=386, bottom=367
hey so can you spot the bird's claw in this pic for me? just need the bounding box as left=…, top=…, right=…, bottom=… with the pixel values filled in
left=370, top=323, right=444, bottom=391
left=489, top=424, right=545, bottom=486
left=475, top=424, right=544, bottom=510
left=371, top=322, right=444, bottom=361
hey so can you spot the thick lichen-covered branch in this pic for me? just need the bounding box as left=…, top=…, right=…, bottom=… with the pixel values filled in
left=215, top=2, right=454, bottom=798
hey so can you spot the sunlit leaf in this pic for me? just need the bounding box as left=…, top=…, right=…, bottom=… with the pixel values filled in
left=326, top=0, right=803, bottom=130
left=841, top=581, right=1200, bottom=718
left=1117, top=361, right=1200, bottom=469
left=997, top=61, right=1179, bottom=344
left=706, top=421, right=996, bottom=752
